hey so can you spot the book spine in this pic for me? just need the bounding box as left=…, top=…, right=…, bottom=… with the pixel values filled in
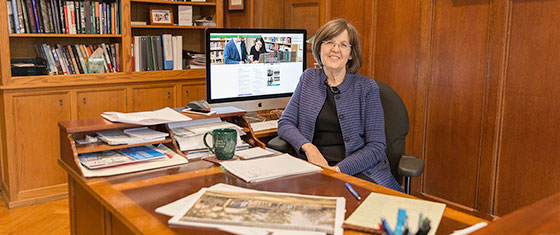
left=58, top=0, right=66, bottom=34
left=39, top=0, right=51, bottom=33
left=63, top=1, right=69, bottom=33
left=48, top=0, right=59, bottom=33
left=33, top=0, right=44, bottom=33
left=57, top=44, right=72, bottom=74
left=47, top=45, right=63, bottom=74
left=26, top=0, right=38, bottom=33
left=60, top=45, right=75, bottom=74
left=16, top=0, right=27, bottom=33
left=73, top=44, right=87, bottom=73
left=67, top=45, right=81, bottom=73
left=101, top=43, right=114, bottom=72
left=114, top=42, right=120, bottom=72
left=109, top=43, right=117, bottom=72
left=111, top=2, right=115, bottom=34
left=78, top=44, right=89, bottom=71
left=9, top=0, right=20, bottom=33
left=52, top=45, right=68, bottom=74
left=94, top=1, right=99, bottom=34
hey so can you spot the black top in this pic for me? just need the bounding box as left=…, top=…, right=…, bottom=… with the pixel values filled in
left=313, top=85, right=346, bottom=166
left=250, top=46, right=264, bottom=61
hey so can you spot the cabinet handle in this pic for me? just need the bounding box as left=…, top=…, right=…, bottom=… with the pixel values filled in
left=83, top=97, right=87, bottom=104
left=185, top=90, right=189, bottom=96
left=168, top=91, right=171, bottom=99
left=59, top=99, right=63, bottom=106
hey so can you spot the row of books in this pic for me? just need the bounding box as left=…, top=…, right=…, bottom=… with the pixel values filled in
left=262, top=36, right=292, bottom=44
left=132, top=34, right=183, bottom=72
left=7, top=0, right=121, bottom=34
left=35, top=42, right=120, bottom=75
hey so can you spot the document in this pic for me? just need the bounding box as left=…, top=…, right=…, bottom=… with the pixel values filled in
left=96, top=130, right=165, bottom=145
left=234, top=147, right=275, bottom=159
left=344, top=192, right=446, bottom=235
left=123, top=127, right=169, bottom=139
left=162, top=184, right=345, bottom=235
left=219, top=154, right=322, bottom=183
left=101, top=107, right=192, bottom=125
left=79, top=145, right=168, bottom=169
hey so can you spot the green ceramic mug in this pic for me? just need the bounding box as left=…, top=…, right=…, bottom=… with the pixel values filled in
left=203, top=128, right=238, bottom=160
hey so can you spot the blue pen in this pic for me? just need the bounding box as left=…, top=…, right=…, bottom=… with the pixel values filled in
left=345, top=182, right=361, bottom=200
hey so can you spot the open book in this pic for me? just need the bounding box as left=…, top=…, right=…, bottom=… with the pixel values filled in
left=219, top=154, right=322, bottom=182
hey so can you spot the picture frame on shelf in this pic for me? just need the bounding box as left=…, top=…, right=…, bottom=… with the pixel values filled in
left=150, top=7, right=173, bottom=25
left=228, top=0, right=245, bottom=11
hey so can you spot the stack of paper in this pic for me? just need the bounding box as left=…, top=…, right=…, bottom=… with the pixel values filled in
left=168, top=118, right=246, bottom=152
left=219, top=154, right=322, bottom=183
left=97, top=127, right=168, bottom=145
left=101, top=107, right=191, bottom=125
left=234, top=147, right=275, bottom=159
left=156, top=183, right=345, bottom=235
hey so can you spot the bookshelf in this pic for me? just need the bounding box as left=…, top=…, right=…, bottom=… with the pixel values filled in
left=0, top=0, right=223, bottom=208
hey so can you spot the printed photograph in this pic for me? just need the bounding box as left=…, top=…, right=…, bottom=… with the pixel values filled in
left=180, top=190, right=337, bottom=233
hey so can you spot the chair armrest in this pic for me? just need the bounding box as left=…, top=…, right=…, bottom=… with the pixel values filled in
left=266, top=136, right=294, bottom=154
left=398, top=155, right=425, bottom=178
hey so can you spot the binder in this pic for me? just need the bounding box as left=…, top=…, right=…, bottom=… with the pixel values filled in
left=161, top=34, right=173, bottom=70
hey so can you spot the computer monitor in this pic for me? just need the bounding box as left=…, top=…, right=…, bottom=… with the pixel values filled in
left=205, top=28, right=307, bottom=112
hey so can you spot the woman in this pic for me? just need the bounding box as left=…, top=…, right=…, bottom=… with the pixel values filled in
left=278, top=18, right=402, bottom=191
left=250, top=37, right=267, bottom=62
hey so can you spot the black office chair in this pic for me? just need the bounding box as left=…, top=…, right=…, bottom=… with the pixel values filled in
left=267, top=80, right=424, bottom=194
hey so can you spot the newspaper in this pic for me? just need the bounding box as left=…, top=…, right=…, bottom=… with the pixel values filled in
left=164, top=184, right=345, bottom=235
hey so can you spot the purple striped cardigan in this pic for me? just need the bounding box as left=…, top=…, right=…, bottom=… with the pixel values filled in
left=278, top=68, right=402, bottom=192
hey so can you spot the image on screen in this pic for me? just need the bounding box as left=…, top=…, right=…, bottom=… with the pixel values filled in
left=205, top=28, right=306, bottom=111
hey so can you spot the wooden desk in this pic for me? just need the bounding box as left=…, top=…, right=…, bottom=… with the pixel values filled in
left=59, top=158, right=487, bottom=234
left=472, top=192, right=560, bottom=234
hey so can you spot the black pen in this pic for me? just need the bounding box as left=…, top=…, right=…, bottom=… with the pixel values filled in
left=345, top=182, right=361, bottom=200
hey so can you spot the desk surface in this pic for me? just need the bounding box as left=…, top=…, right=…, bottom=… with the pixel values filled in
left=60, top=158, right=487, bottom=234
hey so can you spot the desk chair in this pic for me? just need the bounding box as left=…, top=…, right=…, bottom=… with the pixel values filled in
left=267, top=80, right=424, bottom=194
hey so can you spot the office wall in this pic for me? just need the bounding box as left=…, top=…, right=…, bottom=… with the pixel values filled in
left=225, top=0, right=560, bottom=217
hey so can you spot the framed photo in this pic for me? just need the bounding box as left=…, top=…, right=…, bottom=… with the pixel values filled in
left=228, top=0, right=245, bottom=11
left=150, top=7, right=173, bottom=25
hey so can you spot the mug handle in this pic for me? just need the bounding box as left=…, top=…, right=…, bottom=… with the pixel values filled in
left=203, top=131, right=215, bottom=154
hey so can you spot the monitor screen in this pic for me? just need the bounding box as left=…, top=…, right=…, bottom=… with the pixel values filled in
left=205, top=28, right=307, bottom=112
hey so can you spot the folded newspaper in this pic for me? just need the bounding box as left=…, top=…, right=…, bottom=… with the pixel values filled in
left=101, top=107, right=192, bottom=125
left=160, top=183, right=345, bottom=235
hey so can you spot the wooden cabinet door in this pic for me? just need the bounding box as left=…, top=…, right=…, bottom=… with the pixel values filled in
left=77, top=89, right=127, bottom=119
left=132, top=85, right=175, bottom=112
left=12, top=92, right=71, bottom=196
left=284, top=0, right=320, bottom=69
left=181, top=84, right=206, bottom=106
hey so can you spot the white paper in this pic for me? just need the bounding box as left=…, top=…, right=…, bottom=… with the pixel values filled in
left=178, top=5, right=193, bottom=26
left=450, top=222, right=488, bottom=235
left=235, top=147, right=275, bottom=159
left=210, top=106, right=246, bottom=114
left=101, top=107, right=191, bottom=125
left=219, top=154, right=322, bottom=182
left=123, top=127, right=169, bottom=139
left=79, top=145, right=188, bottom=177
left=163, top=184, right=344, bottom=235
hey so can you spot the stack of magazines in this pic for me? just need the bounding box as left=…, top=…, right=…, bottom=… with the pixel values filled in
left=78, top=145, right=168, bottom=170
left=156, top=183, right=346, bottom=234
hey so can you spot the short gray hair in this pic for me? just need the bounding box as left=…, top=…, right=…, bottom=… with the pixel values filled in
left=311, top=18, right=362, bottom=73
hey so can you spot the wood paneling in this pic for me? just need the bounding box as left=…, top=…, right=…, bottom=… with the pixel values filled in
left=421, top=0, right=490, bottom=209
left=181, top=84, right=206, bottom=106
left=285, top=0, right=320, bottom=68
left=254, top=0, right=285, bottom=28
left=495, top=0, right=560, bottom=216
left=373, top=0, right=420, bottom=155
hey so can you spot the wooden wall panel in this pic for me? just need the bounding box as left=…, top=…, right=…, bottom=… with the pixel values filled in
left=373, top=0, right=420, bottom=155
left=285, top=0, right=320, bottom=68
left=496, top=0, right=560, bottom=216
left=254, top=0, right=285, bottom=28
left=422, top=0, right=489, bottom=208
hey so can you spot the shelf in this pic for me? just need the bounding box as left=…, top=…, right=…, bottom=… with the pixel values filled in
left=9, top=34, right=123, bottom=38
left=131, top=0, right=216, bottom=5
left=132, top=25, right=215, bottom=29
left=76, top=138, right=174, bottom=154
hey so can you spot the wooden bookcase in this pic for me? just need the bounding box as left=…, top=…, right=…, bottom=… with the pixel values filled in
left=0, top=0, right=223, bottom=208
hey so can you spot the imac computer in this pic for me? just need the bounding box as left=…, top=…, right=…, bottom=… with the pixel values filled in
left=205, top=28, right=307, bottom=116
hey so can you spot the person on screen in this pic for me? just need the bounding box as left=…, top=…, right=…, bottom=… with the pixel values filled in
left=278, top=18, right=403, bottom=192
left=224, top=38, right=253, bottom=64
left=250, top=37, right=267, bottom=62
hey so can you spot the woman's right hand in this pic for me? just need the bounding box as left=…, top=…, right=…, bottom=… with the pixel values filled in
left=301, top=143, right=329, bottom=168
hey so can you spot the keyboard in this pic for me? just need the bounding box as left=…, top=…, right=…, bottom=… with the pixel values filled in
left=250, top=120, right=279, bottom=132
